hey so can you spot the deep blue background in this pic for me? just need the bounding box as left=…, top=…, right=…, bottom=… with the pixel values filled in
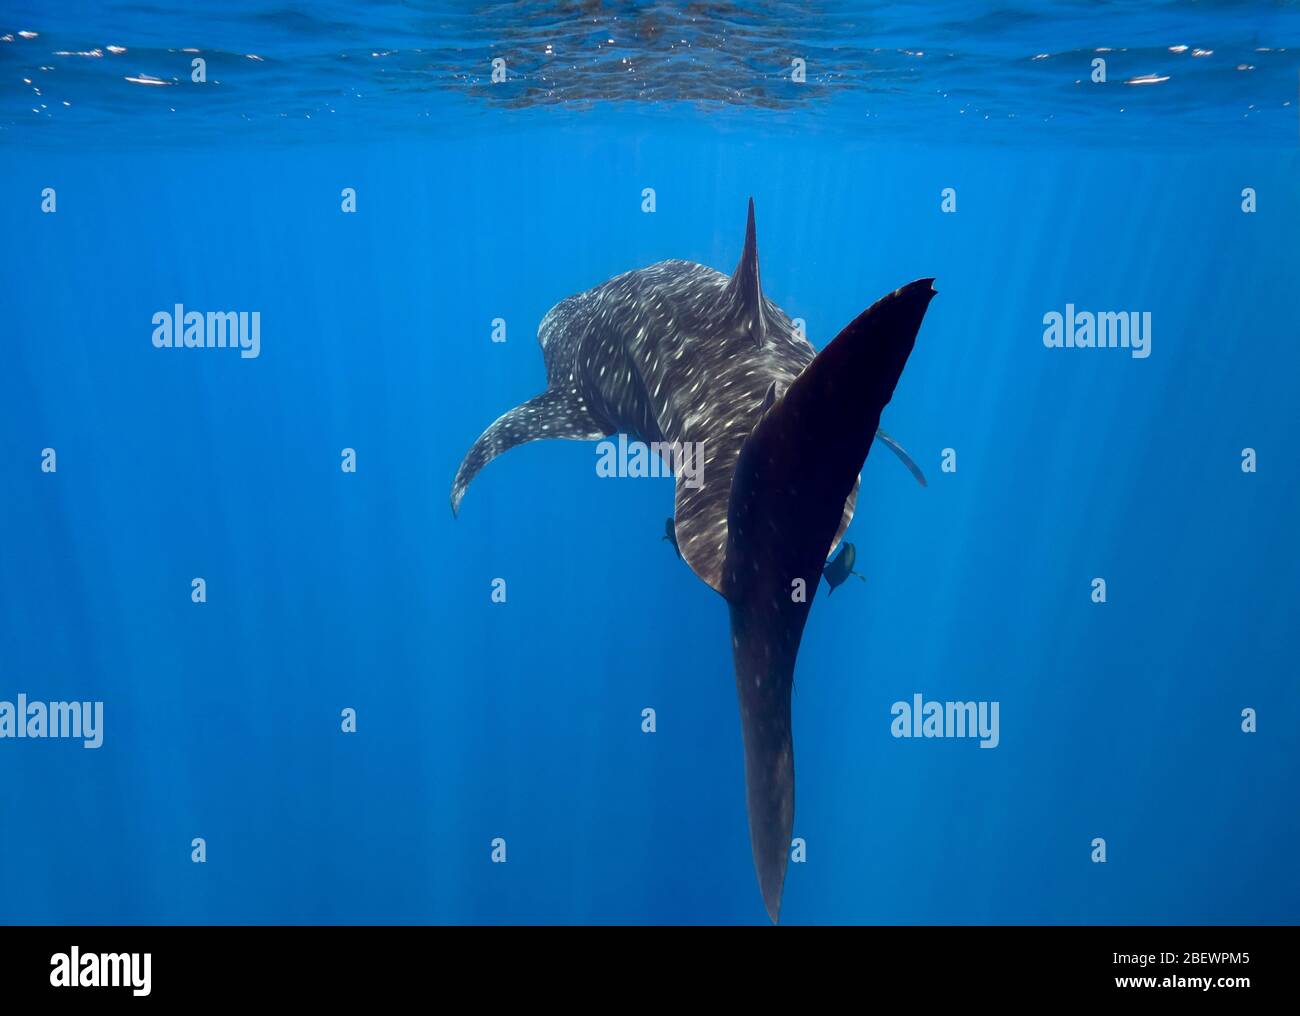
left=2, top=7, right=1298, bottom=924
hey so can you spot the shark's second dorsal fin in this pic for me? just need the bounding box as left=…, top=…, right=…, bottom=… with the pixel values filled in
left=725, top=197, right=766, bottom=347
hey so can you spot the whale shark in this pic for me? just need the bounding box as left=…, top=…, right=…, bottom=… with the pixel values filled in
left=451, top=200, right=936, bottom=922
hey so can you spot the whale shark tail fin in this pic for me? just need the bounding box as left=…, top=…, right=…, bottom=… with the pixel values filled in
left=722, top=278, right=937, bottom=923
left=725, top=197, right=767, bottom=348
left=450, top=387, right=609, bottom=516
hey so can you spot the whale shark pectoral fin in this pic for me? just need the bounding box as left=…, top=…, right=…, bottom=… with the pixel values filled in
left=450, top=387, right=609, bottom=516
left=722, top=278, right=937, bottom=923
left=875, top=427, right=928, bottom=487
left=725, top=197, right=767, bottom=348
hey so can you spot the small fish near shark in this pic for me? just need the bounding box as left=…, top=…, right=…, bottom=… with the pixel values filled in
left=823, top=542, right=866, bottom=594
left=451, top=199, right=936, bottom=922
left=662, top=517, right=682, bottom=559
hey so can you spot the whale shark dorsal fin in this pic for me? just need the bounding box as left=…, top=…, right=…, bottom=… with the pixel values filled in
left=725, top=197, right=766, bottom=348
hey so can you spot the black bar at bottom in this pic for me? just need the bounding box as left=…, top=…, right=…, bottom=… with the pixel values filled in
left=0, top=925, right=1279, bottom=1002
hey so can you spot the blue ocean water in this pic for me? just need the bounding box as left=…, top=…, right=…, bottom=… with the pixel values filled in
left=1, top=3, right=1298, bottom=925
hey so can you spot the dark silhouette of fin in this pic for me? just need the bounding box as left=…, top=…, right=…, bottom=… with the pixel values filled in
left=450, top=388, right=608, bottom=516
left=724, top=198, right=766, bottom=348
left=722, top=278, right=937, bottom=923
